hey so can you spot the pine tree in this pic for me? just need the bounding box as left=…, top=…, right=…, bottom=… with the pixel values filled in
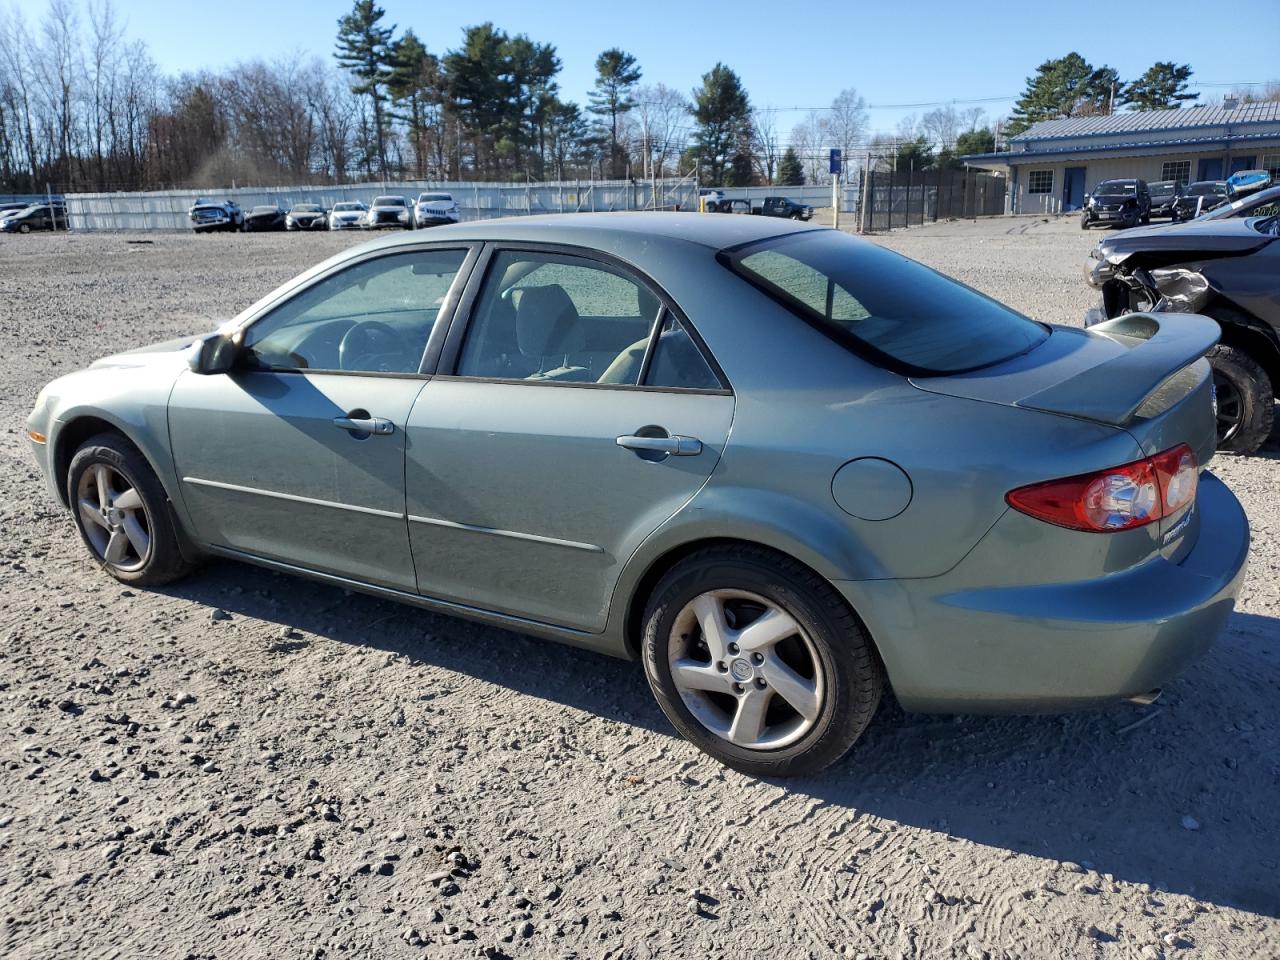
left=777, top=146, right=804, bottom=186
left=690, top=63, right=752, bottom=186
left=1006, top=53, right=1120, bottom=135
left=388, top=30, right=443, bottom=178
left=1122, top=63, right=1197, bottom=111
left=588, top=49, right=641, bottom=179
left=335, top=0, right=396, bottom=176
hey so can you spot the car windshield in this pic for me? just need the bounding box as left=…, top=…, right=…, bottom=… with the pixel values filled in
left=292, top=204, right=321, bottom=212
left=333, top=202, right=364, bottom=211
left=1188, top=184, right=1222, bottom=196
left=374, top=196, right=405, bottom=206
left=1094, top=182, right=1136, bottom=196
left=725, top=231, right=1048, bottom=375
left=251, top=206, right=277, bottom=214
left=418, top=193, right=451, bottom=202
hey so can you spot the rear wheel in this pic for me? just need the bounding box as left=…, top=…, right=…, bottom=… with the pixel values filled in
left=641, top=545, right=883, bottom=776
left=1208, top=344, right=1274, bottom=454
left=67, top=434, right=196, bottom=586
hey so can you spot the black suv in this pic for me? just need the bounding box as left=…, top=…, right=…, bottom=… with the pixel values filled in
left=1147, top=180, right=1185, bottom=219
left=1081, top=179, right=1151, bottom=229
left=1171, top=181, right=1232, bottom=222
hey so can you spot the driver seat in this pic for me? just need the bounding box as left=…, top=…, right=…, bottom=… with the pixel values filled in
left=515, top=284, right=593, bottom=381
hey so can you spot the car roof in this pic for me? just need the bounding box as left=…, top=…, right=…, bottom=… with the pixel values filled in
left=361, top=211, right=817, bottom=254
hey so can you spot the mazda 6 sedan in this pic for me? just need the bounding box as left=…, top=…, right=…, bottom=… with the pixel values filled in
left=27, top=213, right=1249, bottom=776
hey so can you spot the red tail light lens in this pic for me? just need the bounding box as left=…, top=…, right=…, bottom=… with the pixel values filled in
left=1006, top=444, right=1197, bottom=533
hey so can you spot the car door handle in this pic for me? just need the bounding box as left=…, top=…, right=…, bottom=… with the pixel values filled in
left=333, top=416, right=394, bottom=436
left=616, top=433, right=702, bottom=456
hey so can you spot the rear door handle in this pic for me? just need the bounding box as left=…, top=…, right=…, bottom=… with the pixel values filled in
left=333, top=416, right=394, bottom=436
left=616, top=433, right=702, bottom=457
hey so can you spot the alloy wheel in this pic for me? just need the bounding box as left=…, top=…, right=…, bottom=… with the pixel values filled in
left=667, top=589, right=825, bottom=750
left=1213, top=370, right=1243, bottom=444
left=76, top=463, right=151, bottom=571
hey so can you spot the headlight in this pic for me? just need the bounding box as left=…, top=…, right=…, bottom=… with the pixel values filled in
left=398, top=210, right=408, bottom=220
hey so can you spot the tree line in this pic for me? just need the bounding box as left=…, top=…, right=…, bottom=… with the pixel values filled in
left=0, top=1, right=1273, bottom=195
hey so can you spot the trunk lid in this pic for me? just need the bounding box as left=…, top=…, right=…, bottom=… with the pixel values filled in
left=912, top=312, right=1220, bottom=551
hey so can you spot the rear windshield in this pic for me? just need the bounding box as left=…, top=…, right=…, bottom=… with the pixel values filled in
left=723, top=230, right=1048, bottom=375
left=1095, top=181, right=1136, bottom=196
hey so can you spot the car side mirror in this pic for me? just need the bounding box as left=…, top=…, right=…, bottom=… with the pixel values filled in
left=186, top=333, right=238, bottom=375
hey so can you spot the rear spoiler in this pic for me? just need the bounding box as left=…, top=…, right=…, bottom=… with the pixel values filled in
left=1020, top=313, right=1220, bottom=426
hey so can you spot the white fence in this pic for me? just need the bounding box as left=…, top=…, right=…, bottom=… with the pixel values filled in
left=65, top=177, right=705, bottom=232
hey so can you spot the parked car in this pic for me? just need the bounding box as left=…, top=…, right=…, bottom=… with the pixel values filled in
left=1147, top=180, right=1185, bottom=219
left=1080, top=179, right=1151, bottom=229
left=367, top=195, right=411, bottom=229
left=755, top=197, right=814, bottom=221
left=413, top=192, right=460, bottom=228
left=0, top=202, right=68, bottom=233
left=1085, top=212, right=1280, bottom=453
left=699, top=189, right=726, bottom=212
left=1198, top=184, right=1280, bottom=221
left=286, top=202, right=328, bottom=231
left=26, top=213, right=1248, bottom=776
left=328, top=201, right=368, bottom=230
left=1171, top=181, right=1232, bottom=222
left=188, top=199, right=243, bottom=233
left=243, top=204, right=288, bottom=232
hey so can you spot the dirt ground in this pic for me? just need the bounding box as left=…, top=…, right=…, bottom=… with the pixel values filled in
left=1, top=217, right=1277, bottom=960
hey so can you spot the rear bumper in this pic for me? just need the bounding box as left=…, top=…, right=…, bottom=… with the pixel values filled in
left=836, top=471, right=1248, bottom=712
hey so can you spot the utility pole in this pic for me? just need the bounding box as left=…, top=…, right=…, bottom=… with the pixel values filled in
left=829, top=148, right=842, bottom=230
left=860, top=151, right=871, bottom=234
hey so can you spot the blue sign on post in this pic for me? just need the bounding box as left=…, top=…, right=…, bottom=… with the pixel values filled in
left=829, top=148, right=842, bottom=175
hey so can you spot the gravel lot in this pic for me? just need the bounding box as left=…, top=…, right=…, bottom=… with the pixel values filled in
left=1, top=217, right=1277, bottom=960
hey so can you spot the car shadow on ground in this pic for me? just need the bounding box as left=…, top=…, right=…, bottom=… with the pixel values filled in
left=165, top=561, right=1280, bottom=920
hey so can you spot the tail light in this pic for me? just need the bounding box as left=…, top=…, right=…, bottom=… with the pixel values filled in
left=1006, top=443, right=1197, bottom=533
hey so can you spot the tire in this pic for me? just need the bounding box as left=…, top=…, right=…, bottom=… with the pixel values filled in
left=18, top=223, right=30, bottom=234
left=1141, top=212, right=1150, bottom=225
left=67, top=433, right=196, bottom=586
left=1080, top=217, right=1089, bottom=230
left=1208, top=345, right=1274, bottom=454
left=641, top=545, right=883, bottom=777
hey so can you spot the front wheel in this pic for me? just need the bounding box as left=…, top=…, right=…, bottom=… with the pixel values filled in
left=1209, top=345, right=1274, bottom=454
left=641, top=545, right=883, bottom=777
left=1080, top=216, right=1090, bottom=230
left=67, top=434, right=196, bottom=586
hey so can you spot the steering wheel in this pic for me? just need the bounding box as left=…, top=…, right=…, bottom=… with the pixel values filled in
left=338, top=320, right=414, bottom=372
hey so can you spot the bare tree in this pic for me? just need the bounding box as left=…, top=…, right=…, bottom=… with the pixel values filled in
left=750, top=107, right=779, bottom=184
left=788, top=110, right=825, bottom=184
left=632, top=83, right=689, bottom=179
left=36, top=0, right=82, bottom=186
left=820, top=88, right=867, bottom=183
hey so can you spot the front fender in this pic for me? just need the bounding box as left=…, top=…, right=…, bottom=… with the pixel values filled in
left=42, top=364, right=184, bottom=510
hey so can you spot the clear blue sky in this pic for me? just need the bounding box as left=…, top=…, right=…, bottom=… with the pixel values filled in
left=30, top=0, right=1280, bottom=137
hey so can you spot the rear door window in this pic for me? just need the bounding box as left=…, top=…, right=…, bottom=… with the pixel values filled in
left=723, top=230, right=1047, bottom=375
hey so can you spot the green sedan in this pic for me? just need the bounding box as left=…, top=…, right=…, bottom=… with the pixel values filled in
left=26, top=213, right=1249, bottom=775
